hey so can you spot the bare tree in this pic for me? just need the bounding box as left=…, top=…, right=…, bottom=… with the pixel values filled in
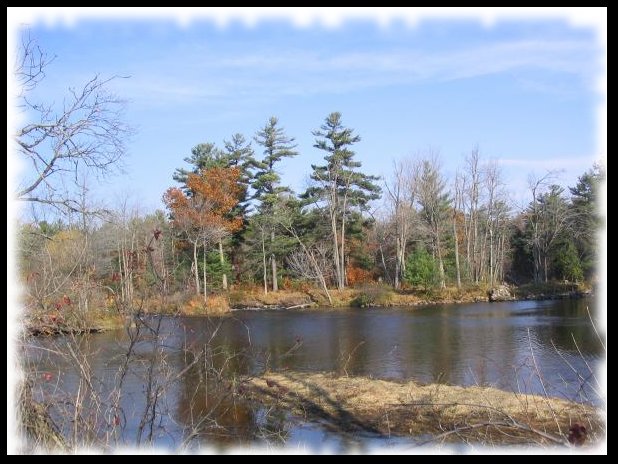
left=484, top=161, right=511, bottom=286
left=527, top=172, right=563, bottom=283
left=462, top=147, right=483, bottom=284
left=384, top=159, right=418, bottom=289
left=452, top=172, right=464, bottom=288
left=527, top=178, right=572, bottom=283
left=457, top=148, right=512, bottom=286
left=275, top=201, right=333, bottom=304
left=14, top=32, right=130, bottom=215
left=286, top=244, right=333, bottom=305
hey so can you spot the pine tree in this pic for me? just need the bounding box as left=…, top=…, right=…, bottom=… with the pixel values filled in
left=303, top=112, right=381, bottom=289
left=569, top=164, right=605, bottom=279
left=252, top=117, right=299, bottom=292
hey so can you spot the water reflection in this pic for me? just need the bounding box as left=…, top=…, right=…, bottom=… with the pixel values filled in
left=23, top=298, right=603, bottom=449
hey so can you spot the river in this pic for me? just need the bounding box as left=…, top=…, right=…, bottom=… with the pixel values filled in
left=22, top=298, right=604, bottom=451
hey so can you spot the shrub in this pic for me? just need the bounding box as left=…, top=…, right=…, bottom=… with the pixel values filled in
left=351, top=284, right=393, bottom=307
left=404, top=247, right=439, bottom=291
left=346, top=265, right=374, bottom=285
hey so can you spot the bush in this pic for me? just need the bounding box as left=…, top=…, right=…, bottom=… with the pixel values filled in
left=346, top=265, right=373, bottom=285
left=404, top=247, right=439, bottom=291
left=553, top=240, right=584, bottom=282
left=351, top=285, right=393, bottom=308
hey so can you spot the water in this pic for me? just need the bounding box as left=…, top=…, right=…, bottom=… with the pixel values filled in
left=22, top=298, right=604, bottom=450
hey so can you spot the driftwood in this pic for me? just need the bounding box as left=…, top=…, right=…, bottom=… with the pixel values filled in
left=285, top=303, right=314, bottom=310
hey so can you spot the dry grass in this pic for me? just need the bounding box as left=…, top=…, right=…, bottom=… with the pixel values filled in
left=247, top=371, right=604, bottom=447
left=18, top=382, right=67, bottom=452
left=229, top=288, right=313, bottom=309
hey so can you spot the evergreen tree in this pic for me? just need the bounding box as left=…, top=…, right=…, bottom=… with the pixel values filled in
left=569, top=164, right=605, bottom=279
left=252, top=116, right=299, bottom=292
left=303, top=112, right=381, bottom=289
left=173, top=143, right=224, bottom=185
left=416, top=158, right=451, bottom=288
left=404, top=245, right=439, bottom=291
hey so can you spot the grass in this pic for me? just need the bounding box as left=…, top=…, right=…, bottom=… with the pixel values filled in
left=246, top=371, right=605, bottom=447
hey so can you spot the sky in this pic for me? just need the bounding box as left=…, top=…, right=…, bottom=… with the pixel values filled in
left=8, top=8, right=606, bottom=216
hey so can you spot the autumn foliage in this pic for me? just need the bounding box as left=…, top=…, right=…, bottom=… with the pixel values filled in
left=163, top=167, right=243, bottom=238
left=346, top=265, right=373, bottom=285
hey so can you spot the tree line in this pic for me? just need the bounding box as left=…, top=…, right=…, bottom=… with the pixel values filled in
left=18, top=110, right=604, bottom=315
left=160, top=116, right=603, bottom=298
left=15, top=36, right=604, bottom=319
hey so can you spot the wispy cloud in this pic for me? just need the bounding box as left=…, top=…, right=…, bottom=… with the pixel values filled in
left=119, top=38, right=598, bottom=107
left=217, top=39, right=595, bottom=78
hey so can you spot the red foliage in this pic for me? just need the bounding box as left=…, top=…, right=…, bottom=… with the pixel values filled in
left=346, top=265, right=374, bottom=285
left=163, top=167, right=243, bottom=238
left=54, top=295, right=70, bottom=310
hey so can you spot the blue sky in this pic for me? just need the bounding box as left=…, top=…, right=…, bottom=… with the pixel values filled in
left=13, top=12, right=604, bottom=214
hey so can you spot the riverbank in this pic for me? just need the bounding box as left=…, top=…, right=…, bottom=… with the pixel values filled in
left=24, top=281, right=593, bottom=335
left=246, top=371, right=604, bottom=447
left=175, top=281, right=592, bottom=312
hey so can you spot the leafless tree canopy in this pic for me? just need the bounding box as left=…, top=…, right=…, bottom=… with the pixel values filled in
left=14, top=32, right=131, bottom=215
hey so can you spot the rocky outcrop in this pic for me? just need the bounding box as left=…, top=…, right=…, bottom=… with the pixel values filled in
left=488, top=285, right=513, bottom=302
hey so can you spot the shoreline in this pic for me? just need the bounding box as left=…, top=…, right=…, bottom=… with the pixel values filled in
left=24, top=282, right=594, bottom=336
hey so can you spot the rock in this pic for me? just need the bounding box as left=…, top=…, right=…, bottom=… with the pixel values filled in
left=488, top=285, right=513, bottom=302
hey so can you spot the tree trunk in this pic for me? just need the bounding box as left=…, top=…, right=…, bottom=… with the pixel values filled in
left=331, top=213, right=341, bottom=290
left=436, top=237, right=446, bottom=289
left=490, top=229, right=494, bottom=287
left=394, top=237, right=401, bottom=289
left=270, top=229, right=278, bottom=292
left=193, top=240, right=200, bottom=295
left=378, top=238, right=391, bottom=285
left=219, top=240, right=228, bottom=290
left=453, top=211, right=461, bottom=289
left=291, top=232, right=333, bottom=305
left=203, top=239, right=207, bottom=302
left=340, top=212, right=347, bottom=289
left=261, top=228, right=268, bottom=295
left=118, top=240, right=125, bottom=304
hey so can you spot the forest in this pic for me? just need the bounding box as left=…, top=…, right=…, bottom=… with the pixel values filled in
left=15, top=36, right=604, bottom=331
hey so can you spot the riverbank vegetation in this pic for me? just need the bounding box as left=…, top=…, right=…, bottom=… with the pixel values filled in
left=15, top=38, right=605, bottom=333
left=247, top=371, right=605, bottom=447
left=17, top=110, right=603, bottom=330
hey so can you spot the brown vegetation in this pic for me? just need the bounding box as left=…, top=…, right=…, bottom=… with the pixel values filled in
left=247, top=371, right=605, bottom=447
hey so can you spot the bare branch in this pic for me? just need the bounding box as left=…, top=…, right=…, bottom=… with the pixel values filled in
left=14, top=32, right=131, bottom=216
